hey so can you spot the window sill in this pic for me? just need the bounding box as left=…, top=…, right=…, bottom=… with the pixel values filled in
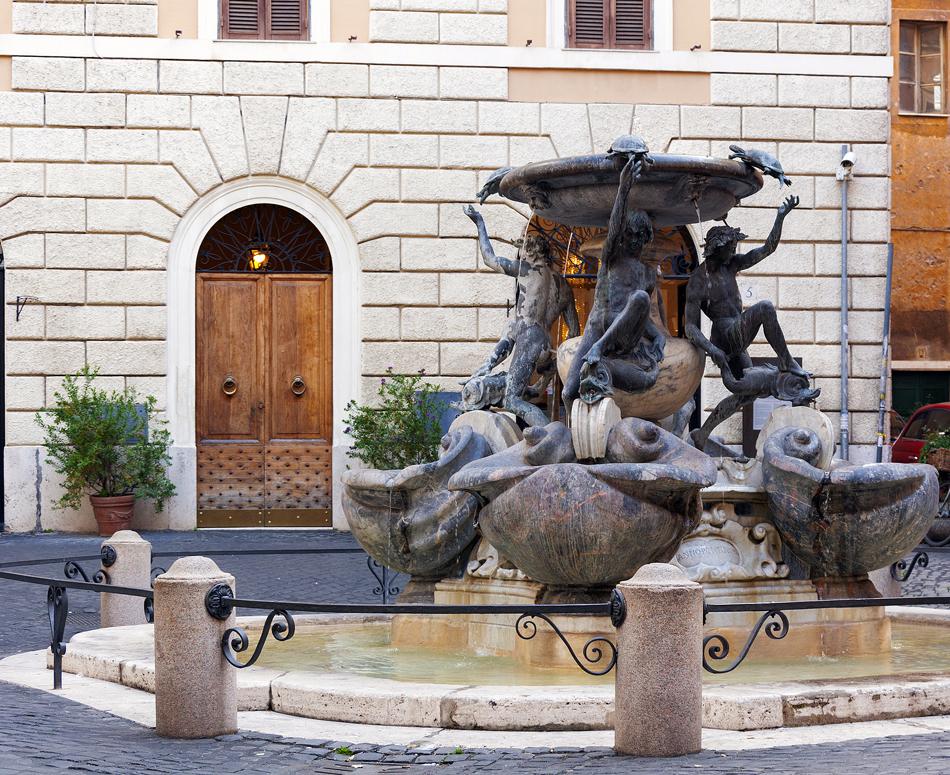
left=562, top=45, right=656, bottom=53
left=897, top=111, right=950, bottom=117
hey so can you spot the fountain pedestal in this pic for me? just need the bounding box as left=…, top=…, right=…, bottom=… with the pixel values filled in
left=391, top=576, right=614, bottom=671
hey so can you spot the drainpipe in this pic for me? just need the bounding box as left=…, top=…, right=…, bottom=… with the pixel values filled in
left=836, top=146, right=857, bottom=461
left=876, top=243, right=895, bottom=463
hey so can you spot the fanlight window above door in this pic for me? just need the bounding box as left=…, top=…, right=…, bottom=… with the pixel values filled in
left=196, top=203, right=332, bottom=273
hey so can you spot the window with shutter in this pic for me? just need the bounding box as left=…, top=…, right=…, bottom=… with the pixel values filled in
left=568, top=0, right=652, bottom=50
left=220, top=0, right=308, bottom=40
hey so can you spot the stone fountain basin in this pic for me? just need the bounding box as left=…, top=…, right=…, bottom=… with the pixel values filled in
left=761, top=428, right=939, bottom=577
left=499, top=153, right=763, bottom=227
left=340, top=426, right=489, bottom=578
left=470, top=461, right=708, bottom=589
left=46, top=609, right=950, bottom=732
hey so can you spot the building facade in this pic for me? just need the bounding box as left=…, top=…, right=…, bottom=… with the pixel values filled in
left=890, top=0, right=950, bottom=419
left=0, top=0, right=891, bottom=532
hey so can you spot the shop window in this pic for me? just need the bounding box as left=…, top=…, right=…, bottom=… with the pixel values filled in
left=899, top=20, right=946, bottom=114
left=220, top=0, right=308, bottom=40
left=568, top=0, right=652, bottom=50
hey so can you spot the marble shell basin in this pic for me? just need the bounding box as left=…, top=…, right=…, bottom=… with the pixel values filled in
left=761, top=427, right=939, bottom=578
left=557, top=336, right=704, bottom=422
left=341, top=426, right=491, bottom=578
left=449, top=419, right=718, bottom=588
left=498, top=153, right=763, bottom=227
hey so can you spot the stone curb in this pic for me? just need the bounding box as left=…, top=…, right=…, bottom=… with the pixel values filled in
left=49, top=612, right=950, bottom=732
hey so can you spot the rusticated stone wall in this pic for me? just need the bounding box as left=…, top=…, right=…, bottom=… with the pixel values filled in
left=0, top=0, right=891, bottom=529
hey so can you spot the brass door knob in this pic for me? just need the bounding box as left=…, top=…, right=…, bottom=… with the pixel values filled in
left=291, top=375, right=307, bottom=396
left=222, top=375, right=238, bottom=396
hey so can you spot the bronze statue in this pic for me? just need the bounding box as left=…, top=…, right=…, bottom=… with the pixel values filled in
left=684, top=195, right=819, bottom=449
left=461, top=205, right=580, bottom=427
left=562, top=156, right=664, bottom=408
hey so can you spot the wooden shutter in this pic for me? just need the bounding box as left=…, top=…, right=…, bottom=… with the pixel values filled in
left=570, top=0, right=607, bottom=47
left=614, top=0, right=651, bottom=49
left=220, top=0, right=308, bottom=40
left=221, top=0, right=262, bottom=39
left=568, top=0, right=651, bottom=49
left=267, top=0, right=308, bottom=40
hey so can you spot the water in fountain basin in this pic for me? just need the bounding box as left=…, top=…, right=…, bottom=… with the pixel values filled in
left=254, top=620, right=950, bottom=686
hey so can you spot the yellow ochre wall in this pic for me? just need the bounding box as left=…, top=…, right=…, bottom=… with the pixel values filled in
left=331, top=0, right=369, bottom=42
left=158, top=0, right=198, bottom=38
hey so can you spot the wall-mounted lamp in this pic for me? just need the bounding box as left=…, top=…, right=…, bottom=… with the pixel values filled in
left=526, top=39, right=533, bottom=46
left=175, top=29, right=182, bottom=38
left=348, top=35, right=357, bottom=42
left=690, top=43, right=702, bottom=51
left=248, top=247, right=270, bottom=271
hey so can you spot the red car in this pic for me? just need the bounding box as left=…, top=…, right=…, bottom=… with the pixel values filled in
left=892, top=402, right=950, bottom=464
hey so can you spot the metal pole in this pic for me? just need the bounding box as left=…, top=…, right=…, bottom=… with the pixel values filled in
left=876, top=243, right=895, bottom=462
left=839, top=144, right=850, bottom=460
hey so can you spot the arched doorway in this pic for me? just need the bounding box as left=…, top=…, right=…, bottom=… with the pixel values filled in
left=195, top=203, right=333, bottom=527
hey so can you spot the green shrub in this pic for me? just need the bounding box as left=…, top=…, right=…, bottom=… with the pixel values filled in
left=921, top=429, right=950, bottom=465
left=343, top=368, right=446, bottom=470
left=36, top=365, right=176, bottom=511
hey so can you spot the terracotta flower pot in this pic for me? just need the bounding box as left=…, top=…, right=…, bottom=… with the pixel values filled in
left=89, top=494, right=135, bottom=537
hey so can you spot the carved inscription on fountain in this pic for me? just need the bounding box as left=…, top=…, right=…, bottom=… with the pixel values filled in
left=673, top=503, right=789, bottom=583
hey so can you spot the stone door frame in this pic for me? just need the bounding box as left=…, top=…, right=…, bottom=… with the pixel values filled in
left=166, top=177, right=360, bottom=529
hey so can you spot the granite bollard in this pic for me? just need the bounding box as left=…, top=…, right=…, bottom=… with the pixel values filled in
left=99, top=530, right=152, bottom=628
left=153, top=556, right=237, bottom=738
left=614, top=563, right=703, bottom=757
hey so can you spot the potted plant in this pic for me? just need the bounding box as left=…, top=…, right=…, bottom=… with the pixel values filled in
left=36, top=366, right=175, bottom=536
left=343, top=367, right=447, bottom=470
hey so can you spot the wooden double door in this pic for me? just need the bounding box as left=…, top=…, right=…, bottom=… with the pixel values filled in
left=196, top=273, right=332, bottom=527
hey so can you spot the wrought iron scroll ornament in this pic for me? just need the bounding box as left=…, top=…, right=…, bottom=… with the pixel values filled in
left=196, top=203, right=332, bottom=274
left=891, top=551, right=929, bottom=582
left=144, top=596, right=154, bottom=624
left=48, top=586, right=68, bottom=690
left=65, top=543, right=118, bottom=583
left=702, top=609, right=789, bottom=674
left=515, top=612, right=618, bottom=676
left=367, top=558, right=403, bottom=604
left=221, top=609, right=296, bottom=669
left=63, top=561, right=108, bottom=585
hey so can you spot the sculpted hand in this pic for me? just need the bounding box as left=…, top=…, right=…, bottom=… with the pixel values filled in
left=584, top=346, right=603, bottom=367
left=621, top=156, right=644, bottom=181
left=778, top=195, right=799, bottom=217
left=462, top=204, right=482, bottom=223
left=711, top=349, right=732, bottom=376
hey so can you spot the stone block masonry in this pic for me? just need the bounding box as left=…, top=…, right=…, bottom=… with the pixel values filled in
left=0, top=59, right=887, bottom=440
left=0, top=0, right=892, bottom=527
left=369, top=0, right=507, bottom=45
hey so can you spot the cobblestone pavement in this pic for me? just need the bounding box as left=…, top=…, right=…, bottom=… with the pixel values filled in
left=2, top=530, right=950, bottom=774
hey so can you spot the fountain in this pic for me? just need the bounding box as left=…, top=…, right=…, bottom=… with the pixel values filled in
left=53, top=136, right=948, bottom=735
left=342, top=137, right=939, bottom=671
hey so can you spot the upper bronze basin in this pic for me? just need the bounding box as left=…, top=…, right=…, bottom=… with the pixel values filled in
left=498, top=153, right=763, bottom=227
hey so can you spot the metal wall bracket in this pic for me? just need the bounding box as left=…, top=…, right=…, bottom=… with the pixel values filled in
left=15, top=295, right=37, bottom=321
